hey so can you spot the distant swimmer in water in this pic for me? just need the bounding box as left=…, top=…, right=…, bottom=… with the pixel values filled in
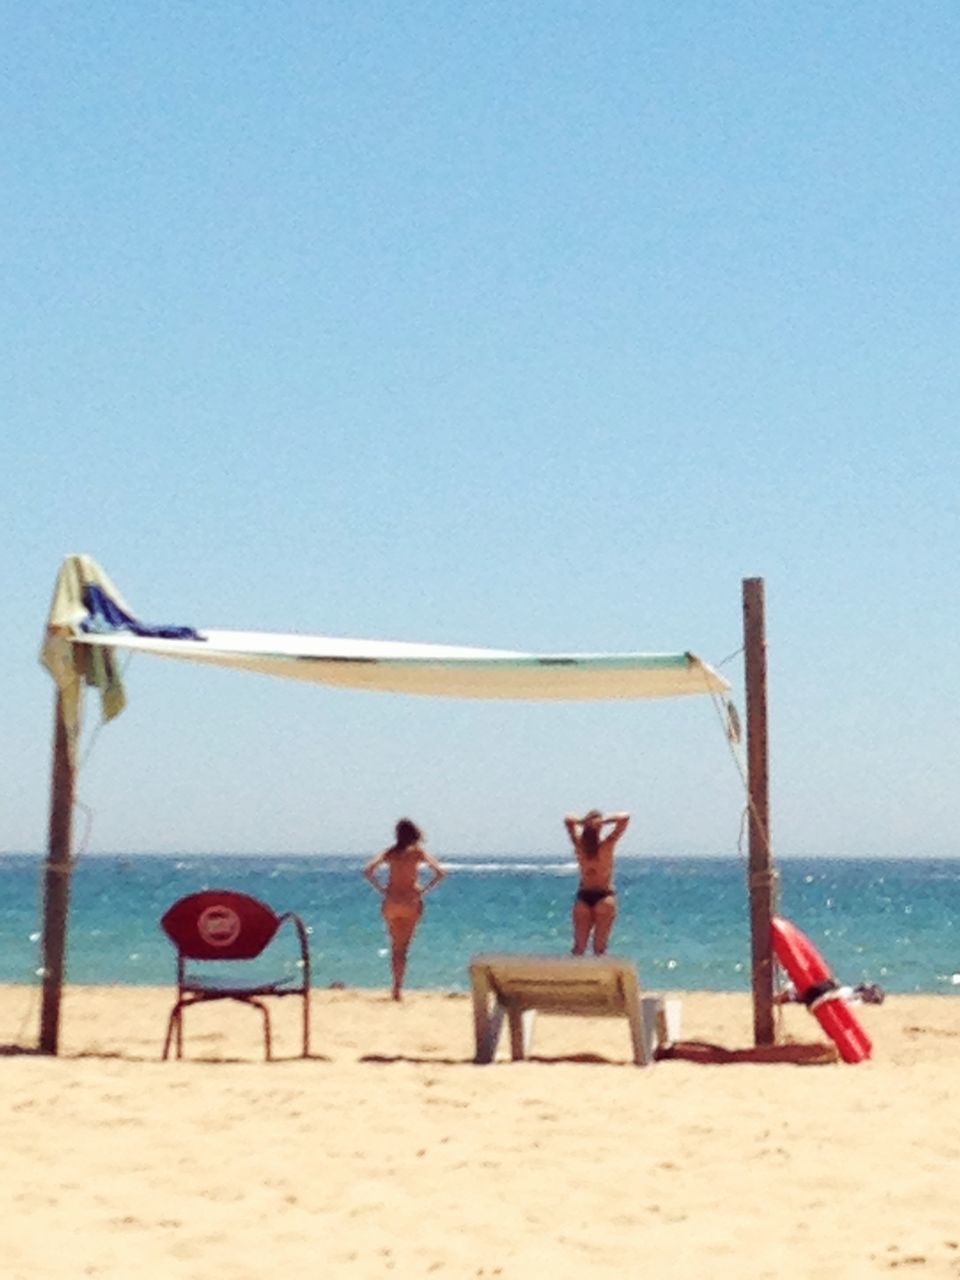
left=363, top=819, right=446, bottom=1000
left=563, top=809, right=631, bottom=955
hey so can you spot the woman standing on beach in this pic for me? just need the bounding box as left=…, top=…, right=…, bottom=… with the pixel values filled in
left=364, top=819, right=447, bottom=1001
left=564, top=809, right=630, bottom=956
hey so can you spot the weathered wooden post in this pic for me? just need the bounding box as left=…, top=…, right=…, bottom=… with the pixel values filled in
left=39, top=687, right=79, bottom=1054
left=742, top=577, right=776, bottom=1046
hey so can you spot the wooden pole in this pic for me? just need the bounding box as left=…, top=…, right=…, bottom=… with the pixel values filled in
left=39, top=689, right=78, bottom=1055
left=742, top=577, right=776, bottom=1047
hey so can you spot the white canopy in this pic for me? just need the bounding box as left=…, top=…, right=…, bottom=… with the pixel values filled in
left=41, top=554, right=730, bottom=717
left=77, top=628, right=729, bottom=699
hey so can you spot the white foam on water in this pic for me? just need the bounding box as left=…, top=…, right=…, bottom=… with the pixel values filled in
left=442, top=861, right=575, bottom=875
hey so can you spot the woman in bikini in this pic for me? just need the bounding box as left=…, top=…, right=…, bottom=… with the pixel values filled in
left=363, top=818, right=447, bottom=1000
left=563, top=809, right=630, bottom=955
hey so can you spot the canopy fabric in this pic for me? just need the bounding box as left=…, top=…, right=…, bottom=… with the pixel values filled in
left=41, top=554, right=730, bottom=714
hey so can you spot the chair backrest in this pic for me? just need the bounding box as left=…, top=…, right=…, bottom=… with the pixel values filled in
left=474, top=954, right=640, bottom=1016
left=161, top=891, right=282, bottom=961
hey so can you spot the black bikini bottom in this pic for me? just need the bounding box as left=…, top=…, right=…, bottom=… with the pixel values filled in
left=576, top=887, right=615, bottom=908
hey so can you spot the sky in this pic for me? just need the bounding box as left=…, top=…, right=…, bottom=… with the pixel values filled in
left=3, top=3, right=959, bottom=859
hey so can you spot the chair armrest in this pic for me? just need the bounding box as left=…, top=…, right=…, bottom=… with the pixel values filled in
left=276, top=912, right=312, bottom=989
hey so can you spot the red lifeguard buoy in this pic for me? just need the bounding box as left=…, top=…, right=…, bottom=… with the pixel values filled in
left=771, top=916, right=873, bottom=1064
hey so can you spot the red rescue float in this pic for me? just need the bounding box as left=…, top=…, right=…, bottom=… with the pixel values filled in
left=770, top=916, right=873, bottom=1063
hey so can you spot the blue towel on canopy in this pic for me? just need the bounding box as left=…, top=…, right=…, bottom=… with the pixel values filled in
left=80, top=584, right=203, bottom=641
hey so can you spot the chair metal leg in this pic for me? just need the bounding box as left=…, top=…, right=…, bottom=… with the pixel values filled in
left=162, top=1004, right=187, bottom=1061
left=162, top=1008, right=178, bottom=1061
left=302, top=992, right=310, bottom=1057
left=248, top=998, right=271, bottom=1060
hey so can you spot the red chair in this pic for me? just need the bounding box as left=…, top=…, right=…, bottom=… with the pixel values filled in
left=160, top=890, right=311, bottom=1061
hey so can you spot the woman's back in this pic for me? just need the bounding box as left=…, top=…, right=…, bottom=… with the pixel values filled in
left=384, top=843, right=423, bottom=894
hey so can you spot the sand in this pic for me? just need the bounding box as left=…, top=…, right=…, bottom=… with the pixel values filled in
left=0, top=984, right=957, bottom=1279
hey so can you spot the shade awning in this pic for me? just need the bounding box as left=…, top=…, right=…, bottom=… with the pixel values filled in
left=41, top=554, right=730, bottom=711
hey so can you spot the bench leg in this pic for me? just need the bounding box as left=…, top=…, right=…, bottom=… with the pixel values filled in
left=472, top=967, right=502, bottom=1064
left=638, top=995, right=664, bottom=1066
left=507, top=1008, right=537, bottom=1061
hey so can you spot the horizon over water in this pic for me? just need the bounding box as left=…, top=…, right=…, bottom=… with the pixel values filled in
left=1, top=849, right=960, bottom=998
left=1, top=851, right=957, bottom=995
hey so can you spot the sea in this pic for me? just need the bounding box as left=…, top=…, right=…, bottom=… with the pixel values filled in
left=1, top=853, right=958, bottom=995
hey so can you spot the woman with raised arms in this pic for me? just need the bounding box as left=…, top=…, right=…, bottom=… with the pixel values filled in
left=563, top=809, right=631, bottom=955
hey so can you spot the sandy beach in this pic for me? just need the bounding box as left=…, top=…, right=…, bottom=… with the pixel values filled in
left=0, top=984, right=957, bottom=1279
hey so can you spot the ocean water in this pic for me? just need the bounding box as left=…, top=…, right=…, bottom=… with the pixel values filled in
left=0, top=853, right=958, bottom=994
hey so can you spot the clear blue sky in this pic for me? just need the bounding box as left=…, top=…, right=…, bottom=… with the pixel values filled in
left=4, top=3, right=958, bottom=858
